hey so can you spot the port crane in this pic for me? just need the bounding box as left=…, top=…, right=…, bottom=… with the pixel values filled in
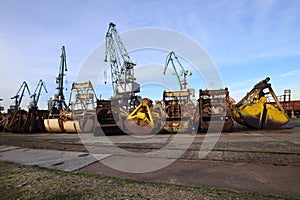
left=164, top=51, right=192, bottom=91
left=162, top=51, right=196, bottom=133
left=24, top=79, right=49, bottom=133
left=29, top=79, right=48, bottom=108
left=0, top=99, right=4, bottom=132
left=10, top=81, right=31, bottom=110
left=45, top=46, right=92, bottom=133
left=49, top=45, right=68, bottom=113
left=95, top=22, right=142, bottom=135
left=104, top=22, right=140, bottom=108
left=0, top=98, right=3, bottom=112
left=4, top=81, right=30, bottom=132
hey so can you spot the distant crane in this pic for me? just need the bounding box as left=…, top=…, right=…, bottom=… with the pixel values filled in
left=10, top=81, right=31, bottom=110
left=104, top=22, right=140, bottom=101
left=164, top=51, right=192, bottom=91
left=0, top=98, right=4, bottom=132
left=29, top=79, right=48, bottom=108
left=49, top=46, right=68, bottom=112
left=0, top=98, right=3, bottom=112
left=44, top=46, right=85, bottom=133
left=23, top=80, right=48, bottom=133
left=5, top=81, right=30, bottom=133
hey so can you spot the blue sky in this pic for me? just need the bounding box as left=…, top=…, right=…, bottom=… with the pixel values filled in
left=0, top=0, right=299, bottom=110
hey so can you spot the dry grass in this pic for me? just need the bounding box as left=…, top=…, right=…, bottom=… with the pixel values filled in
left=0, top=161, right=292, bottom=200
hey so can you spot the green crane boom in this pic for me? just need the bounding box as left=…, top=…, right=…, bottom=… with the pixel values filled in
left=10, top=81, right=31, bottom=110
left=164, top=51, right=192, bottom=91
left=30, top=79, right=48, bottom=108
left=57, top=46, right=67, bottom=98
left=50, top=46, right=68, bottom=111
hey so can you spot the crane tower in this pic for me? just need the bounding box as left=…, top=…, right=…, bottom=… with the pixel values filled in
left=104, top=22, right=140, bottom=99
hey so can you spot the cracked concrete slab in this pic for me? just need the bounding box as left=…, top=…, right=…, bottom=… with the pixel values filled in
left=0, top=146, right=110, bottom=171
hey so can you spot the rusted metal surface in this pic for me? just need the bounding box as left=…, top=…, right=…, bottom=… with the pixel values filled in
left=23, top=108, right=49, bottom=133
left=162, top=90, right=195, bottom=133
left=44, top=81, right=97, bottom=133
left=271, top=100, right=300, bottom=118
left=197, top=88, right=234, bottom=133
left=4, top=109, right=28, bottom=133
left=0, top=112, right=6, bottom=132
left=269, top=90, right=300, bottom=118
left=95, top=99, right=123, bottom=135
left=2, top=107, right=49, bottom=134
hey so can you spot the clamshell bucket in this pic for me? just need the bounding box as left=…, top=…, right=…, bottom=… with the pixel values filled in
left=232, top=77, right=289, bottom=129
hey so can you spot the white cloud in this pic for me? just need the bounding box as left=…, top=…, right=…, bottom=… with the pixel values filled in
left=281, top=70, right=300, bottom=77
left=228, top=78, right=263, bottom=89
left=229, top=89, right=248, bottom=103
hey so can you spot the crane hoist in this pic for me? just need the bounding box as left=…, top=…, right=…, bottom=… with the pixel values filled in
left=104, top=22, right=140, bottom=109
left=96, top=22, right=164, bottom=135
left=95, top=22, right=141, bottom=135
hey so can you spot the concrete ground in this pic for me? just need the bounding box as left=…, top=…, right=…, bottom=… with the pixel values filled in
left=80, top=157, right=300, bottom=198
left=0, top=146, right=108, bottom=171
left=0, top=144, right=299, bottom=198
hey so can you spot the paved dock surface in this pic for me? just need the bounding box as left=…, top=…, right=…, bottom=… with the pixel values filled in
left=0, top=121, right=299, bottom=198
left=81, top=157, right=300, bottom=198
left=0, top=146, right=109, bottom=171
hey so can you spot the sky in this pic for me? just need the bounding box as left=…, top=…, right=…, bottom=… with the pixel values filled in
left=0, top=0, right=299, bottom=110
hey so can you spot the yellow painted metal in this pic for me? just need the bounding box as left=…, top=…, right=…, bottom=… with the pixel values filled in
left=265, top=104, right=289, bottom=124
left=127, top=98, right=155, bottom=128
left=232, top=110, right=246, bottom=126
left=232, top=77, right=289, bottom=129
left=240, top=97, right=266, bottom=122
left=233, top=96, right=289, bottom=129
